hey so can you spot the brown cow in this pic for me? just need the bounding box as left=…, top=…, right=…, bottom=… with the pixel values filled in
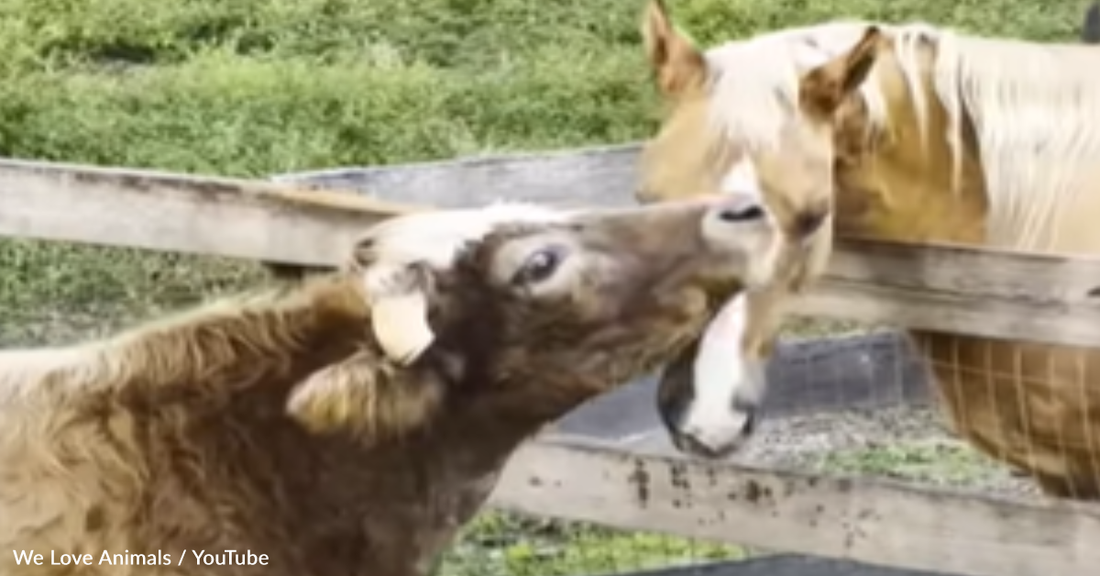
left=0, top=196, right=782, bottom=576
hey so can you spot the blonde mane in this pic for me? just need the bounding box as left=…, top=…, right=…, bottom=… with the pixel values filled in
left=702, top=21, right=922, bottom=151
left=704, top=21, right=1100, bottom=250
left=933, top=33, right=1100, bottom=249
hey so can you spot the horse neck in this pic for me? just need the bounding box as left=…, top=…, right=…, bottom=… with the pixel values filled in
left=833, top=50, right=989, bottom=246
left=926, top=34, right=1100, bottom=252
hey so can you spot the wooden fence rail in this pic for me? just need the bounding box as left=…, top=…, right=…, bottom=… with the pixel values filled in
left=5, top=155, right=1100, bottom=347
left=493, top=435, right=1100, bottom=576
left=4, top=149, right=1100, bottom=576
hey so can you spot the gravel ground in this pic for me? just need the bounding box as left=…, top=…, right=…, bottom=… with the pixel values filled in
left=751, top=406, right=1041, bottom=495
left=625, top=405, right=1042, bottom=499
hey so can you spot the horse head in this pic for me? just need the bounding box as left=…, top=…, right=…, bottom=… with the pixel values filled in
left=637, top=0, right=889, bottom=458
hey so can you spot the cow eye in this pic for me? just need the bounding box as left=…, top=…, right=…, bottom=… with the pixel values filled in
left=512, top=246, right=566, bottom=285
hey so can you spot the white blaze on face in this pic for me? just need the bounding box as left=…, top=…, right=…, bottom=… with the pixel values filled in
left=679, top=293, right=766, bottom=451
left=678, top=157, right=768, bottom=451
left=719, top=156, right=763, bottom=198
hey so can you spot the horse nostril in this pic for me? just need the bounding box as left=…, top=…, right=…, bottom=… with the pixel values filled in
left=719, top=205, right=765, bottom=222
left=733, top=397, right=759, bottom=435
left=742, top=409, right=758, bottom=435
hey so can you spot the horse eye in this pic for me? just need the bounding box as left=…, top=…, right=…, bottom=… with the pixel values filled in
left=513, top=247, right=565, bottom=285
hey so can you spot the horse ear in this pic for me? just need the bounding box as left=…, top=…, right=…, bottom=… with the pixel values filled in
left=800, top=26, right=884, bottom=117
left=642, top=0, right=706, bottom=97
left=356, top=253, right=437, bottom=366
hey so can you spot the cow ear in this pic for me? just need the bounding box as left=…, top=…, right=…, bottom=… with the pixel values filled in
left=286, top=350, right=444, bottom=442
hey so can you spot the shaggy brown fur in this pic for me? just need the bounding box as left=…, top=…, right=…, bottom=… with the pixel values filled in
left=0, top=198, right=779, bottom=576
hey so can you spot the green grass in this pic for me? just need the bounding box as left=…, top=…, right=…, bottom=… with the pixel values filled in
left=439, top=513, right=744, bottom=576
left=817, top=440, right=1006, bottom=487
left=0, top=0, right=1089, bottom=573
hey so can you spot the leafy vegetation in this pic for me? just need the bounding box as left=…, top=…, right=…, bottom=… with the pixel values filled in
left=0, top=0, right=1087, bottom=573
left=440, top=513, right=744, bottom=576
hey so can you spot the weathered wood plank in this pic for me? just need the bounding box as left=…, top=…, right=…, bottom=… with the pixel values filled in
left=8, top=155, right=1100, bottom=347
left=0, top=157, right=423, bottom=267
left=614, top=555, right=951, bottom=576
left=272, top=143, right=643, bottom=209
left=489, top=436, right=1100, bottom=576
left=278, top=151, right=1100, bottom=348
left=798, top=238, right=1100, bottom=347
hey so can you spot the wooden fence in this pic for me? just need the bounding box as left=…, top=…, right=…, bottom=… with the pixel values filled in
left=3, top=147, right=1100, bottom=576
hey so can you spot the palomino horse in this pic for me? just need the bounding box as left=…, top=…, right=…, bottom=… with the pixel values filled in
left=640, top=0, right=1100, bottom=499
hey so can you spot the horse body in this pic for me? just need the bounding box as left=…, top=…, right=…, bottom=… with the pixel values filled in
left=0, top=196, right=783, bottom=576
left=828, top=25, right=1100, bottom=497
left=639, top=0, right=1100, bottom=498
